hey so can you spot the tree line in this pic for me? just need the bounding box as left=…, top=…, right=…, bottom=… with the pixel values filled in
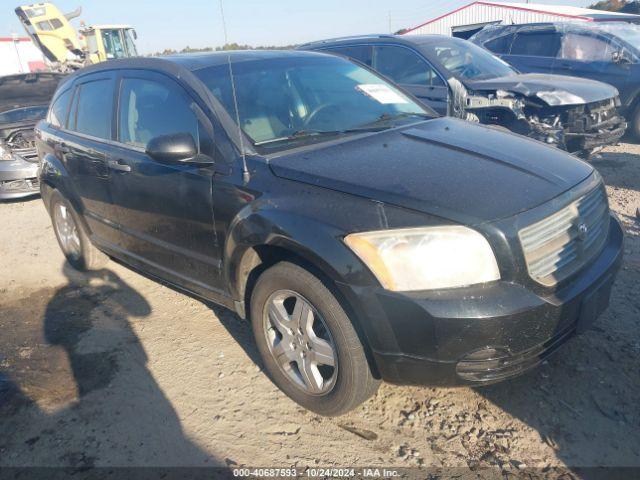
left=151, top=42, right=298, bottom=57
left=589, top=0, right=640, bottom=13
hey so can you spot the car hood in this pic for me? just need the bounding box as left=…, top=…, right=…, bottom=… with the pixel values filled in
left=0, top=72, right=64, bottom=113
left=465, top=73, right=618, bottom=105
left=269, top=118, right=594, bottom=225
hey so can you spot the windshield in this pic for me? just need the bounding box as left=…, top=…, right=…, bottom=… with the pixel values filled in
left=0, top=105, right=49, bottom=124
left=101, top=29, right=127, bottom=59
left=422, top=38, right=517, bottom=81
left=195, top=54, right=434, bottom=151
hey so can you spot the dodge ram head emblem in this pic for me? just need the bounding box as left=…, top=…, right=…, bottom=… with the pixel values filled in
left=577, top=222, right=589, bottom=241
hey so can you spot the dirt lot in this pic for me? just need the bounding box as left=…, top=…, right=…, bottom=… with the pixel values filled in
left=0, top=142, right=639, bottom=475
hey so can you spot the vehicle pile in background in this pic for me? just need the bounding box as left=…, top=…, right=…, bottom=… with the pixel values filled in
left=15, top=2, right=138, bottom=72
left=0, top=2, right=139, bottom=199
left=471, top=21, right=640, bottom=140
left=301, top=34, right=628, bottom=156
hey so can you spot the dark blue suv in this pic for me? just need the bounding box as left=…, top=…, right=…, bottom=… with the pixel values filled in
left=471, top=22, right=640, bottom=139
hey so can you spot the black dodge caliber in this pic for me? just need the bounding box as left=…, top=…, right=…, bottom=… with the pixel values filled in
left=37, top=51, right=623, bottom=415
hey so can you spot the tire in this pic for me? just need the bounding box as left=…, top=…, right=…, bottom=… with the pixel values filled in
left=250, top=261, right=380, bottom=416
left=49, top=190, right=109, bottom=271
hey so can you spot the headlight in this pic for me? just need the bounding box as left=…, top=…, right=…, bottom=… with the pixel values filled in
left=0, top=144, right=12, bottom=161
left=344, top=226, right=500, bottom=291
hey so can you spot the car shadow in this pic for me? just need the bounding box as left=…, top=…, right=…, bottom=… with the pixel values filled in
left=103, top=257, right=266, bottom=373
left=208, top=304, right=264, bottom=368
left=0, top=263, right=226, bottom=473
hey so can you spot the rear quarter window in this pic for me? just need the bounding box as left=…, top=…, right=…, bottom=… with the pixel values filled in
left=47, top=88, right=72, bottom=128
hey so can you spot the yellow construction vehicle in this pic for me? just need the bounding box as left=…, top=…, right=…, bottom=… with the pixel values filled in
left=15, top=2, right=138, bottom=71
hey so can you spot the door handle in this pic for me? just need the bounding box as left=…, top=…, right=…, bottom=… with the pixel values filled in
left=107, top=159, right=132, bottom=172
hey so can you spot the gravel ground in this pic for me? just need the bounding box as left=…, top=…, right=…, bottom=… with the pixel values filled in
left=0, top=142, right=638, bottom=475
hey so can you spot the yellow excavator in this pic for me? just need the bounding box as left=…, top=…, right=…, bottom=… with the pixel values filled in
left=15, top=2, right=138, bottom=72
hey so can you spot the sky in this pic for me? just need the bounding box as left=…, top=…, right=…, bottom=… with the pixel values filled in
left=1, top=0, right=597, bottom=54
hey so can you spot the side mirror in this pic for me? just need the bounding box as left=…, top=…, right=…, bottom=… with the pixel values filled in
left=145, top=133, right=198, bottom=164
left=612, top=50, right=631, bottom=65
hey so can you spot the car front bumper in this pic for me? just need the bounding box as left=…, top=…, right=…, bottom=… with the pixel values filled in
left=566, top=116, right=627, bottom=153
left=0, top=157, right=39, bottom=200
left=342, top=216, right=623, bottom=386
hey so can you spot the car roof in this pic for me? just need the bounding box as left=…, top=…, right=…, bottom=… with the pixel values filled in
left=483, top=21, right=625, bottom=33
left=299, top=34, right=455, bottom=49
left=59, top=49, right=332, bottom=88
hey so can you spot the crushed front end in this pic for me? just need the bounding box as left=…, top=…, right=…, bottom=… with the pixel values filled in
left=450, top=78, right=626, bottom=157
left=0, top=134, right=40, bottom=200
left=0, top=117, right=42, bottom=200
left=560, top=97, right=627, bottom=154
left=0, top=72, right=62, bottom=200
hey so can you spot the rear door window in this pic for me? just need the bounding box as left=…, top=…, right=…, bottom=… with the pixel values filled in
left=117, top=77, right=198, bottom=148
left=70, top=79, right=114, bottom=139
left=511, top=31, right=561, bottom=57
left=373, top=45, right=445, bottom=86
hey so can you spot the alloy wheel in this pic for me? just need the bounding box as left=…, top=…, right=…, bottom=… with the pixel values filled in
left=53, top=202, right=81, bottom=260
left=263, top=290, right=337, bottom=395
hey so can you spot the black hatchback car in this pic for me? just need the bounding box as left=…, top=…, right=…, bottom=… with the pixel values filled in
left=301, top=35, right=627, bottom=155
left=37, top=51, right=623, bottom=415
left=471, top=22, right=640, bottom=139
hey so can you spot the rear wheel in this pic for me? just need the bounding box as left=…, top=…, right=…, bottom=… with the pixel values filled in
left=250, top=261, right=379, bottom=416
left=50, top=190, right=108, bottom=271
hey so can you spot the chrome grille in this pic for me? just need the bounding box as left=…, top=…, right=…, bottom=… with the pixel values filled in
left=519, top=185, right=610, bottom=286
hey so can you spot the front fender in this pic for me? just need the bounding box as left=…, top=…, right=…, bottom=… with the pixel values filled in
left=224, top=206, right=377, bottom=303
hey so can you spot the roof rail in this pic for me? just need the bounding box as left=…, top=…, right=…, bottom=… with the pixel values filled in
left=299, top=34, right=396, bottom=48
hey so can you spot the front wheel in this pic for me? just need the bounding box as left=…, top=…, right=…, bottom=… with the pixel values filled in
left=250, top=262, right=379, bottom=416
left=49, top=190, right=109, bottom=271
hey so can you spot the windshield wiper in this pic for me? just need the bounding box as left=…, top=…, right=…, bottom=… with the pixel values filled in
left=367, top=112, right=433, bottom=125
left=254, top=113, right=433, bottom=146
left=254, top=125, right=391, bottom=146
